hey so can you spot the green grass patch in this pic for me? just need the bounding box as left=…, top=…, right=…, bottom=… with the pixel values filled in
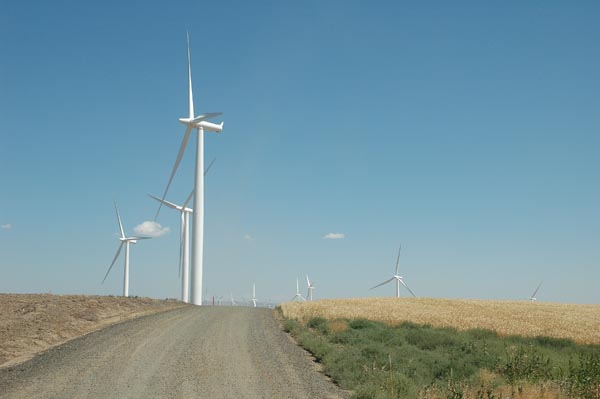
left=280, top=313, right=600, bottom=399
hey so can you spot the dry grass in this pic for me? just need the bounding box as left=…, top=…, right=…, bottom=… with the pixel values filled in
left=0, top=294, right=187, bottom=367
left=280, top=297, right=600, bottom=345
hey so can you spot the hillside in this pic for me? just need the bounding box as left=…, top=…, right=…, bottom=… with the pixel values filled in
left=0, top=294, right=186, bottom=367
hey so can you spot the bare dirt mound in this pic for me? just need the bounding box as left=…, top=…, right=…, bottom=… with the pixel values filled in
left=0, top=294, right=186, bottom=368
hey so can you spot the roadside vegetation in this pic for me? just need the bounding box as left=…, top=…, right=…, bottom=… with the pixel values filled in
left=280, top=312, right=600, bottom=399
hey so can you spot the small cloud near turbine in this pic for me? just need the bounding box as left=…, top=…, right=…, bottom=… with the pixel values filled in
left=133, top=221, right=170, bottom=237
left=1, top=224, right=12, bottom=230
left=323, top=232, right=345, bottom=240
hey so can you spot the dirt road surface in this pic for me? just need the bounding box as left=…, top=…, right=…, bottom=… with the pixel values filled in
left=0, top=307, right=348, bottom=399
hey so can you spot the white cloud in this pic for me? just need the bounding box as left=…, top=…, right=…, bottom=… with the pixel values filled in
left=133, top=221, right=170, bottom=237
left=244, top=234, right=253, bottom=241
left=323, top=232, right=345, bottom=240
left=1, top=224, right=12, bottom=230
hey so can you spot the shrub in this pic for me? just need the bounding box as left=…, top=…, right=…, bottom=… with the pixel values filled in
left=307, top=317, right=329, bottom=335
left=282, top=318, right=300, bottom=334
left=496, top=345, right=553, bottom=384
left=405, top=327, right=459, bottom=350
left=567, top=352, right=600, bottom=398
left=349, top=319, right=378, bottom=330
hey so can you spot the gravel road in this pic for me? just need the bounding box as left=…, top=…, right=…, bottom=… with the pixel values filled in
left=0, top=307, right=348, bottom=399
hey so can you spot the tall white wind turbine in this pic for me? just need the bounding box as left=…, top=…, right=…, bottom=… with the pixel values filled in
left=149, top=193, right=192, bottom=302
left=230, top=292, right=236, bottom=306
left=527, top=281, right=543, bottom=302
left=252, top=283, right=257, bottom=308
left=306, top=274, right=316, bottom=301
left=370, top=245, right=416, bottom=298
left=155, top=32, right=224, bottom=306
left=291, top=278, right=306, bottom=302
left=102, top=202, right=151, bottom=297
left=149, top=159, right=215, bottom=303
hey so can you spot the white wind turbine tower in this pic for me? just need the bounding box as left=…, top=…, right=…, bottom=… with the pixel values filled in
left=102, top=202, right=151, bottom=297
left=252, top=284, right=257, bottom=308
left=306, top=274, right=316, bottom=301
left=149, top=193, right=192, bottom=302
left=370, top=245, right=416, bottom=298
left=149, top=159, right=215, bottom=303
left=290, top=278, right=306, bottom=302
left=527, top=281, right=543, bottom=302
left=230, top=292, right=236, bottom=306
left=155, top=32, right=224, bottom=306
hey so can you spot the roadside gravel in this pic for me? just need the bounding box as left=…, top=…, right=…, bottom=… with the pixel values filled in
left=0, top=306, right=348, bottom=399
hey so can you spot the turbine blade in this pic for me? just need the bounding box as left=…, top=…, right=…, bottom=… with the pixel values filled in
left=532, top=280, right=543, bottom=297
left=148, top=194, right=181, bottom=210
left=187, top=32, right=194, bottom=119
left=370, top=277, right=395, bottom=290
left=306, top=274, right=311, bottom=287
left=399, top=279, right=416, bottom=297
left=155, top=126, right=192, bottom=220
left=129, top=236, right=152, bottom=240
left=182, top=190, right=194, bottom=210
left=191, top=113, right=222, bottom=123
left=103, top=242, right=124, bottom=283
left=204, top=157, right=216, bottom=177
left=395, top=244, right=401, bottom=275
left=114, top=201, right=125, bottom=239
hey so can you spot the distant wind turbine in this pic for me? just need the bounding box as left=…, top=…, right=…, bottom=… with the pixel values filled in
left=102, top=202, right=151, bottom=297
left=230, top=292, right=236, bottom=306
left=155, top=32, right=224, bottom=306
left=149, top=158, right=214, bottom=303
left=527, top=281, right=543, bottom=302
left=252, top=283, right=257, bottom=307
left=306, top=274, right=316, bottom=301
left=370, top=245, right=416, bottom=298
left=291, top=278, right=306, bottom=302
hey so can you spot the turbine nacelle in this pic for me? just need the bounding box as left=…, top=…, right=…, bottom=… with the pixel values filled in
left=178, top=117, right=223, bottom=133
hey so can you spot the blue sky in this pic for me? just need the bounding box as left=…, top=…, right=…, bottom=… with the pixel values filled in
left=1, top=1, right=599, bottom=304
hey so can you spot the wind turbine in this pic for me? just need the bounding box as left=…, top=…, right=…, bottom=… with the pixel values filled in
left=306, top=274, right=316, bottom=301
left=230, top=292, right=236, bottom=306
left=527, top=281, right=543, bottom=302
left=102, top=202, right=151, bottom=297
left=370, top=245, right=416, bottom=298
left=252, top=283, right=257, bottom=307
left=291, top=278, right=306, bottom=302
left=149, top=159, right=215, bottom=303
left=155, top=32, right=224, bottom=306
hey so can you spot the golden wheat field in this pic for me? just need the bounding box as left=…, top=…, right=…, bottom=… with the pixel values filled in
left=279, top=297, right=600, bottom=344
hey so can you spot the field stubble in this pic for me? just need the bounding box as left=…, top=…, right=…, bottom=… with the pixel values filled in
left=280, top=297, right=600, bottom=344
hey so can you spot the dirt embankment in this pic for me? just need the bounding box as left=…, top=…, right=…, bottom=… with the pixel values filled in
left=0, top=294, right=187, bottom=368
